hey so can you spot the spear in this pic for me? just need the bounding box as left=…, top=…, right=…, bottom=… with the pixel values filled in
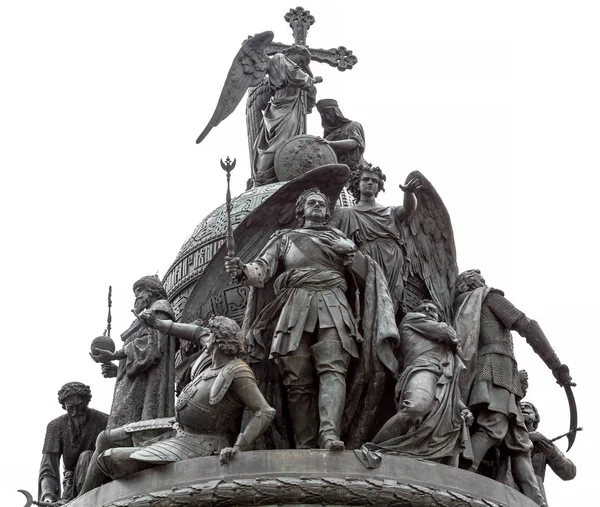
left=221, top=156, right=236, bottom=281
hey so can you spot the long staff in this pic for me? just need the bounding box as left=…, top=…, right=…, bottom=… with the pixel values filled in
left=221, top=157, right=237, bottom=281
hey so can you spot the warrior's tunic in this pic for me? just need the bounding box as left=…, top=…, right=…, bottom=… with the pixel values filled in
left=39, top=409, right=108, bottom=502
left=243, top=228, right=361, bottom=361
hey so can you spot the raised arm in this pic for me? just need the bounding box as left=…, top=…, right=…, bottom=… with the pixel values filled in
left=394, top=178, right=421, bottom=222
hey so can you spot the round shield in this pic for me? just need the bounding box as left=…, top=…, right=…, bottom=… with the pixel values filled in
left=274, top=134, right=338, bottom=182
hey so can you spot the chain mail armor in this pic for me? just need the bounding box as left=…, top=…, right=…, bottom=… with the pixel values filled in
left=476, top=290, right=524, bottom=397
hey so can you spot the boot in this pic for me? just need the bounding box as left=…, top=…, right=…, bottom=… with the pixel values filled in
left=512, top=454, right=547, bottom=506
left=466, top=430, right=498, bottom=471
left=310, top=340, right=350, bottom=451
left=274, top=355, right=318, bottom=449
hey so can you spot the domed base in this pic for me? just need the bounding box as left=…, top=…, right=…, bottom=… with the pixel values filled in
left=71, top=450, right=536, bottom=507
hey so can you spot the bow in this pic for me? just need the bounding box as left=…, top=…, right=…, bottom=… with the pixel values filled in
left=564, top=384, right=578, bottom=452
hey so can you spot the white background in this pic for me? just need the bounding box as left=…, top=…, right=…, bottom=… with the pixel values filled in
left=1, top=1, right=597, bottom=504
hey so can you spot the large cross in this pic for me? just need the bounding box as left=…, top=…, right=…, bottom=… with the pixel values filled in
left=266, top=6, right=358, bottom=71
left=263, top=6, right=358, bottom=133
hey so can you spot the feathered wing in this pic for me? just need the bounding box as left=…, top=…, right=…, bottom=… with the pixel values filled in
left=246, top=77, right=272, bottom=163
left=196, top=31, right=274, bottom=144
left=401, top=171, right=458, bottom=323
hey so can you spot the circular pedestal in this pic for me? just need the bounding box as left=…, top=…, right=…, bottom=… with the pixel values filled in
left=71, top=450, right=536, bottom=507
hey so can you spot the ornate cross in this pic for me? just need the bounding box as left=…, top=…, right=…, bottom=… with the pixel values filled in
left=265, top=6, right=358, bottom=72
left=257, top=7, right=358, bottom=134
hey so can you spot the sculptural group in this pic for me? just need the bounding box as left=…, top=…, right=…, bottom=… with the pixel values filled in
left=25, top=7, right=578, bottom=507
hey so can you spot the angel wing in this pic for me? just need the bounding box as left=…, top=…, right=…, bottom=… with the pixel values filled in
left=246, top=77, right=272, bottom=163
left=401, top=171, right=458, bottom=323
left=196, top=31, right=274, bottom=144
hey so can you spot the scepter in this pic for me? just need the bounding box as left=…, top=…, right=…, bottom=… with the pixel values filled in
left=90, top=285, right=116, bottom=364
left=221, top=156, right=236, bottom=280
left=105, top=285, right=112, bottom=337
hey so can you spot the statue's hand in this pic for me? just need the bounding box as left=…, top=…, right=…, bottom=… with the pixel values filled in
left=528, top=431, right=544, bottom=443
left=536, top=438, right=558, bottom=457
left=219, top=445, right=240, bottom=465
left=138, top=309, right=159, bottom=329
left=399, top=178, right=422, bottom=194
left=101, top=363, right=118, bottom=378
left=224, top=256, right=244, bottom=277
left=461, top=408, right=474, bottom=427
left=314, top=137, right=330, bottom=145
left=554, top=363, right=576, bottom=387
left=90, top=348, right=114, bottom=364
left=313, top=76, right=323, bottom=84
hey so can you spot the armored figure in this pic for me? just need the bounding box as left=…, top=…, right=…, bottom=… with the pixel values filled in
left=453, top=269, right=574, bottom=506
left=316, top=99, right=366, bottom=171
left=79, top=317, right=274, bottom=493
left=226, top=188, right=360, bottom=451
left=38, top=382, right=108, bottom=504
left=329, top=163, right=420, bottom=314
left=131, top=314, right=275, bottom=466
left=369, top=300, right=473, bottom=464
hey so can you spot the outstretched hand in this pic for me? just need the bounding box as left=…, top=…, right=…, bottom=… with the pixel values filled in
left=90, top=348, right=114, bottom=364
left=313, top=76, right=323, bottom=84
left=399, top=178, right=422, bottom=194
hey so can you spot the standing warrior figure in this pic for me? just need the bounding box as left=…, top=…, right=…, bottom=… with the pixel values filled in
left=368, top=300, right=473, bottom=464
left=329, top=163, right=421, bottom=314
left=453, top=269, right=575, bottom=507
left=38, top=382, right=108, bottom=504
left=225, top=189, right=358, bottom=451
left=316, top=99, right=366, bottom=171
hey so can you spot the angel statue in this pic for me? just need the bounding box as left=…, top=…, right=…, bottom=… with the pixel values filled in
left=196, top=31, right=322, bottom=186
left=329, top=163, right=458, bottom=324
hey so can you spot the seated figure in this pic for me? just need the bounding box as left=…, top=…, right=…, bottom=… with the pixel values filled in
left=79, top=316, right=275, bottom=493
